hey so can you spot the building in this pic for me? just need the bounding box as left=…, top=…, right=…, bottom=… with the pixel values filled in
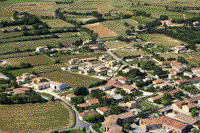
left=68, top=58, right=80, bottom=64
left=16, top=73, right=36, bottom=83
left=173, top=112, right=199, bottom=125
left=113, top=76, right=132, bottom=84
left=100, top=112, right=135, bottom=133
left=192, top=67, right=200, bottom=77
left=34, top=82, right=50, bottom=90
left=79, top=110, right=99, bottom=120
left=107, top=69, right=114, bottom=76
left=88, top=86, right=100, bottom=93
left=66, top=94, right=77, bottom=101
left=170, top=62, right=186, bottom=72
left=97, top=70, right=107, bottom=76
left=119, top=100, right=137, bottom=109
left=77, top=99, right=100, bottom=109
left=153, top=83, right=168, bottom=90
left=99, top=54, right=110, bottom=61
left=35, top=46, right=49, bottom=52
left=175, top=77, right=200, bottom=85
left=140, top=116, right=190, bottom=133
left=153, top=79, right=164, bottom=85
left=68, top=65, right=79, bottom=71
left=136, top=55, right=153, bottom=61
left=80, top=57, right=98, bottom=63
left=106, top=60, right=117, bottom=68
left=183, top=72, right=196, bottom=78
left=93, top=66, right=107, bottom=73
left=32, top=77, right=49, bottom=84
left=122, top=68, right=131, bottom=73
left=50, top=81, right=66, bottom=91
left=174, top=46, right=187, bottom=53
left=86, top=98, right=99, bottom=105
left=13, top=87, right=31, bottom=95
left=96, top=106, right=110, bottom=115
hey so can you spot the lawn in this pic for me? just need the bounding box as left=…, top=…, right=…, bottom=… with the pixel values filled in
left=112, top=49, right=146, bottom=58
left=39, top=70, right=103, bottom=88
left=41, top=19, right=74, bottom=28
left=3, top=55, right=54, bottom=66
left=0, top=35, right=91, bottom=54
left=130, top=5, right=199, bottom=19
left=137, top=33, right=187, bottom=48
left=101, top=20, right=130, bottom=36
left=0, top=101, right=75, bottom=133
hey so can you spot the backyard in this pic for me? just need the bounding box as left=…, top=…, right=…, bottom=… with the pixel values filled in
left=0, top=101, right=75, bottom=133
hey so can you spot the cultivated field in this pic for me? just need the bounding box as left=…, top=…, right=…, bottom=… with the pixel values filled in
left=83, top=23, right=118, bottom=38
left=160, top=52, right=200, bottom=65
left=3, top=55, right=54, bottom=66
left=131, top=16, right=153, bottom=25
left=39, top=70, right=103, bottom=88
left=104, top=40, right=131, bottom=49
left=131, top=5, right=199, bottom=19
left=112, top=49, right=146, bottom=58
left=0, top=101, right=75, bottom=133
left=137, top=34, right=187, bottom=48
left=41, top=19, right=74, bottom=28
left=101, top=20, right=130, bottom=36
left=65, top=14, right=97, bottom=23
left=124, top=18, right=139, bottom=27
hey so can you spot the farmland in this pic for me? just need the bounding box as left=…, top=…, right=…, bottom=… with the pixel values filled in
left=137, top=33, right=187, bottom=48
left=39, top=70, right=103, bottom=88
left=112, top=49, right=146, bottom=58
left=101, top=20, right=130, bottom=36
left=131, top=16, right=153, bottom=25
left=104, top=40, right=131, bottom=49
left=83, top=23, right=118, bottom=38
left=3, top=55, right=54, bottom=66
left=41, top=19, right=74, bottom=28
left=130, top=5, right=199, bottom=19
left=124, top=18, right=139, bottom=27
left=64, top=14, right=97, bottom=23
left=0, top=101, right=75, bottom=133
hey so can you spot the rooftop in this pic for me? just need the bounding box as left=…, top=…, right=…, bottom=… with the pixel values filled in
left=66, top=94, right=77, bottom=98
left=153, top=79, right=164, bottom=84
left=97, top=106, right=109, bottom=113
left=86, top=99, right=99, bottom=105
left=175, top=113, right=199, bottom=125
left=79, top=110, right=99, bottom=118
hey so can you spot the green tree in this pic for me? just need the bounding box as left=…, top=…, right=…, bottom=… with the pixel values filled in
left=161, top=93, right=172, bottom=105
left=124, top=123, right=131, bottom=130
left=191, top=109, right=197, bottom=117
left=71, top=96, right=85, bottom=104
left=137, top=111, right=146, bottom=118
left=9, top=80, right=18, bottom=88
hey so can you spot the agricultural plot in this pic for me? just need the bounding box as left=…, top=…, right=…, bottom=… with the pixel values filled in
left=83, top=23, right=118, bottom=38
left=0, top=52, right=33, bottom=59
left=65, top=14, right=97, bottom=24
left=39, top=70, right=103, bottom=88
left=124, top=18, right=139, bottom=27
left=131, top=5, right=199, bottom=19
left=0, top=35, right=91, bottom=54
left=131, top=16, right=153, bottom=25
left=41, top=19, right=74, bottom=28
left=160, top=52, right=200, bottom=65
left=104, top=40, right=131, bottom=49
left=0, top=101, right=75, bottom=133
left=137, top=33, right=187, bottom=48
left=101, top=20, right=130, bottom=36
left=55, top=32, right=80, bottom=38
left=3, top=55, right=54, bottom=66
left=112, top=49, right=146, bottom=58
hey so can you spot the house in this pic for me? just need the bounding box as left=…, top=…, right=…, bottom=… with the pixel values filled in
left=122, top=68, right=131, bottom=73
left=93, top=66, right=107, bottom=72
left=119, top=100, right=137, bottom=109
left=100, top=112, right=135, bottom=133
left=192, top=67, right=200, bottom=77
left=182, top=103, right=198, bottom=113
left=68, top=65, right=78, bottom=71
left=34, top=82, right=50, bottom=90
left=153, top=79, right=164, bottom=85
left=102, top=95, right=113, bottom=100
left=139, top=116, right=190, bottom=133
left=175, top=77, right=200, bottom=85
left=97, top=70, right=107, bottom=76
left=170, top=62, right=186, bottom=72
left=136, top=55, right=153, bottom=61
left=99, top=54, right=110, bottom=61
left=153, top=83, right=168, bottom=90
left=13, top=87, right=31, bottom=95
left=113, top=76, right=132, bottom=84
left=168, top=72, right=178, bottom=79
left=96, top=106, right=110, bottom=115
left=106, top=60, right=117, bottom=68
left=183, top=72, right=196, bottom=78
left=66, top=94, right=77, bottom=101
left=68, top=58, right=80, bottom=64
left=80, top=57, right=98, bottom=63
left=35, top=46, right=49, bottom=52
left=107, top=69, right=114, bottom=76
left=79, top=110, right=99, bottom=120
left=16, top=73, right=36, bottom=83
left=174, top=45, right=187, bottom=53
left=173, top=112, right=199, bottom=125
left=77, top=103, right=91, bottom=109
left=100, top=82, right=113, bottom=91
left=88, top=86, right=100, bottom=93
left=32, top=77, right=49, bottom=84
left=50, top=81, right=66, bottom=91
left=84, top=68, right=94, bottom=74
left=86, top=98, right=99, bottom=105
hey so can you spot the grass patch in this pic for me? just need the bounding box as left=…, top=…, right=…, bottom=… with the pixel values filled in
left=39, top=70, right=103, bottom=88
left=0, top=101, right=75, bottom=133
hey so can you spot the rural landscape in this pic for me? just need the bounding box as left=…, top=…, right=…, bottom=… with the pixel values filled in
left=1, top=0, right=200, bottom=133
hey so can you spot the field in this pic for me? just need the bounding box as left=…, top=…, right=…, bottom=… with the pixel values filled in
left=130, top=5, right=199, bottom=19
left=64, top=14, right=97, bottom=23
left=39, top=70, right=103, bottom=88
left=83, top=23, right=118, bottom=38
left=0, top=101, right=75, bottom=133
left=131, top=16, right=153, bottom=25
left=41, top=19, right=74, bottom=28
left=104, top=40, right=131, bottom=49
left=124, top=18, right=139, bottom=27
left=0, top=52, right=34, bottom=59
left=3, top=55, right=54, bottom=66
left=160, top=52, right=200, bottom=65
left=112, top=49, right=146, bottom=58
left=137, top=33, right=187, bottom=48
left=101, top=20, right=130, bottom=36
left=0, top=35, right=91, bottom=54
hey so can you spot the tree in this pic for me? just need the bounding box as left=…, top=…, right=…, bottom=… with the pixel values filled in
left=83, top=114, right=104, bottom=123
left=160, top=15, right=169, bottom=20
left=137, top=111, right=146, bottom=118
left=0, top=93, right=8, bottom=104
left=20, top=63, right=32, bottom=68
left=54, top=59, right=61, bottom=64
left=177, top=56, right=188, bottom=64
left=33, top=23, right=40, bottom=29
left=73, top=86, right=88, bottom=96
left=191, top=109, right=197, bottom=117
left=107, top=106, right=125, bottom=116
left=146, top=86, right=156, bottom=92
left=124, top=123, right=131, bottom=130
left=161, top=93, right=172, bottom=105
left=50, top=95, right=55, bottom=101
left=58, top=43, right=63, bottom=48
left=9, top=80, right=18, bottom=88
left=71, top=96, right=85, bottom=104
left=82, top=127, right=86, bottom=133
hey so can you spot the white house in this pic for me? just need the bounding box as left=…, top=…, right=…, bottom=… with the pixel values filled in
left=50, top=81, right=66, bottom=91
left=184, top=72, right=196, bottom=78
left=35, top=46, right=49, bottom=52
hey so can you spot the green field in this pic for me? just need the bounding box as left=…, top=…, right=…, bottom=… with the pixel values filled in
left=131, top=16, right=153, bottom=25
left=137, top=33, right=187, bottom=48
left=112, top=49, right=146, bottom=58
left=0, top=52, right=34, bottom=59
left=39, top=70, right=103, bottom=88
left=0, top=101, right=75, bottom=133
left=130, top=5, right=199, bottom=19
left=124, top=18, right=139, bottom=27
left=101, top=20, right=130, bottom=36
left=0, top=35, right=91, bottom=54
left=41, top=19, right=74, bottom=28
left=3, top=55, right=54, bottom=66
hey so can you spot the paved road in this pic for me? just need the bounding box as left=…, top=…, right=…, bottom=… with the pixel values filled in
left=38, top=89, right=94, bottom=133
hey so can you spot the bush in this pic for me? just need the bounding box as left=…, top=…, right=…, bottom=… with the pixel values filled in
left=73, top=86, right=88, bottom=96
left=83, top=114, right=104, bottom=123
